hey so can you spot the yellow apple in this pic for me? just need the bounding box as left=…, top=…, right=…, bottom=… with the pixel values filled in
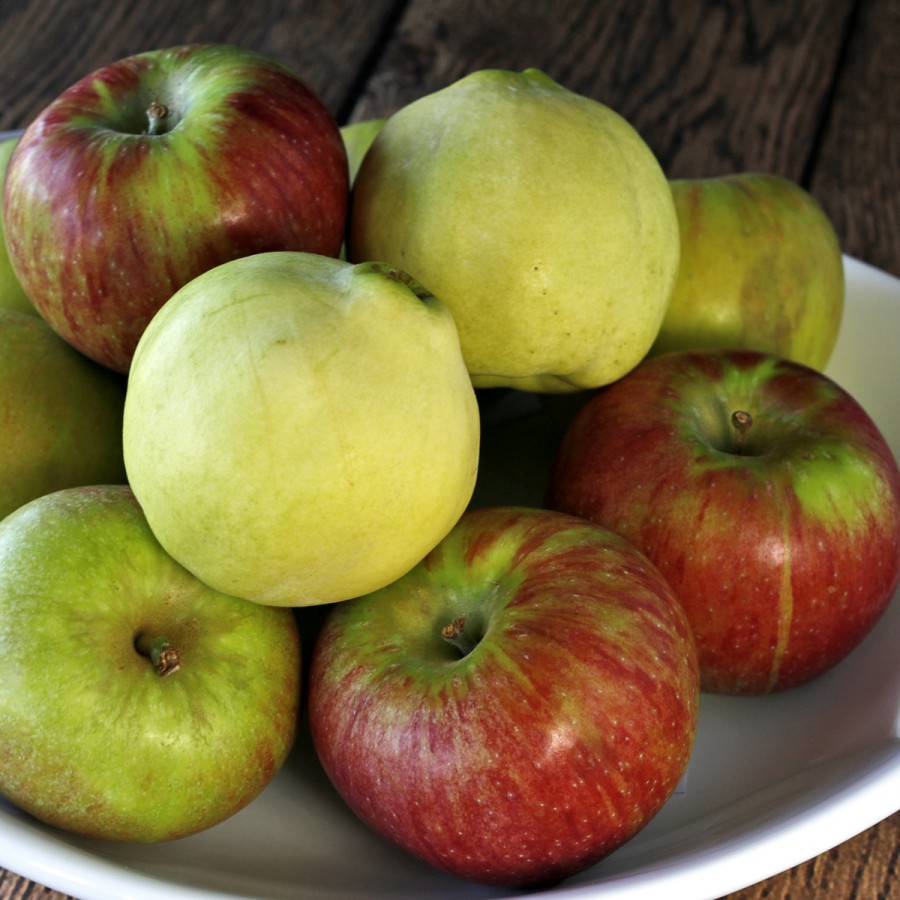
left=340, top=118, right=386, bottom=186
left=349, top=68, right=680, bottom=393
left=650, top=173, right=845, bottom=370
left=0, top=136, right=34, bottom=315
left=0, top=309, right=126, bottom=521
left=123, top=251, right=480, bottom=607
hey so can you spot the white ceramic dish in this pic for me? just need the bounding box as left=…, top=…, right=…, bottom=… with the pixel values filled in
left=1, top=255, right=898, bottom=900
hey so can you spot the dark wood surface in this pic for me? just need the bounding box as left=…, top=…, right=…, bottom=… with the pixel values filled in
left=0, top=1, right=897, bottom=898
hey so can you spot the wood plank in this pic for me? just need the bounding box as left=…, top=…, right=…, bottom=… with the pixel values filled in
left=347, top=0, right=855, bottom=182
left=809, top=0, right=900, bottom=276
left=0, top=0, right=403, bottom=127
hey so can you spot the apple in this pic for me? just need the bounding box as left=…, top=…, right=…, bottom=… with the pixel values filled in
left=338, top=118, right=386, bottom=259
left=0, top=484, right=301, bottom=842
left=308, top=506, right=699, bottom=888
left=546, top=349, right=900, bottom=694
left=0, top=134, right=33, bottom=315
left=0, top=308, right=126, bottom=521
left=340, top=117, right=386, bottom=185
left=650, top=173, right=845, bottom=371
left=123, top=251, right=480, bottom=607
left=3, top=43, right=349, bottom=373
left=348, top=68, right=680, bottom=393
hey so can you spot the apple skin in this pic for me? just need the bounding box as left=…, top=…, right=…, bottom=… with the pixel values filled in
left=0, top=135, right=33, bottom=315
left=308, top=506, right=699, bottom=888
left=0, top=484, right=301, bottom=842
left=340, top=117, right=386, bottom=185
left=3, top=43, right=349, bottom=373
left=546, top=349, right=900, bottom=695
left=650, top=173, right=844, bottom=371
left=349, top=68, right=680, bottom=393
left=0, top=308, right=126, bottom=521
left=123, top=251, right=480, bottom=607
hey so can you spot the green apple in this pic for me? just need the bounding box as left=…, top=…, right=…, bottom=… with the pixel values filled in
left=650, top=173, right=845, bottom=371
left=349, top=68, right=680, bottom=393
left=0, top=484, right=301, bottom=841
left=123, top=251, right=480, bottom=607
left=341, top=117, right=386, bottom=185
left=0, top=135, right=33, bottom=315
left=0, top=308, right=126, bottom=521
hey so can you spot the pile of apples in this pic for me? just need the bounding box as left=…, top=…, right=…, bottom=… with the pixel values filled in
left=0, top=43, right=898, bottom=891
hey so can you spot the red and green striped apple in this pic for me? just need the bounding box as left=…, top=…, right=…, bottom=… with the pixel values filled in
left=3, top=43, right=349, bottom=372
left=547, top=349, right=900, bottom=694
left=308, top=506, right=699, bottom=888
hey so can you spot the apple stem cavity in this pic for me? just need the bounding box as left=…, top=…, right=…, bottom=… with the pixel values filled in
left=145, top=102, right=170, bottom=136
left=440, top=614, right=479, bottom=658
left=731, top=410, right=753, bottom=456
left=134, top=633, right=182, bottom=677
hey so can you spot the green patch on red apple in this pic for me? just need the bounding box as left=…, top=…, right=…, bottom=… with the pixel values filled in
left=547, top=349, right=900, bottom=695
left=308, top=506, right=699, bottom=888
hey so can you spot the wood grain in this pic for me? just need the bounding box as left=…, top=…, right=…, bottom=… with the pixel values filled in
left=0, top=0, right=400, bottom=124
left=811, top=0, right=900, bottom=277
left=347, top=0, right=855, bottom=178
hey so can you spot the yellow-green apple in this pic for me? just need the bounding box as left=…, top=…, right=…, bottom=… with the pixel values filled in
left=3, top=43, right=349, bottom=373
left=0, top=308, right=126, bottom=521
left=0, top=134, right=33, bottom=315
left=340, top=117, right=386, bottom=185
left=0, top=484, right=301, bottom=841
left=123, top=251, right=480, bottom=607
left=338, top=118, right=386, bottom=259
left=650, top=173, right=844, bottom=370
left=349, top=68, right=680, bottom=393
left=546, top=349, right=900, bottom=694
left=308, top=506, right=699, bottom=888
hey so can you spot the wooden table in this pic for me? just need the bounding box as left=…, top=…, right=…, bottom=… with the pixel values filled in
left=0, top=1, right=897, bottom=898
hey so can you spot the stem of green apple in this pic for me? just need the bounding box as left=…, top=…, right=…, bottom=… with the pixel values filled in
left=731, top=410, right=753, bottom=455
left=145, top=102, right=169, bottom=136
left=134, top=633, right=181, bottom=676
left=441, top=614, right=478, bottom=658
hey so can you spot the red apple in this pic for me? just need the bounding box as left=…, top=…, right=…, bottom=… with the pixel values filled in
left=308, top=505, right=699, bottom=889
left=546, top=349, right=900, bottom=695
left=3, top=43, right=348, bottom=372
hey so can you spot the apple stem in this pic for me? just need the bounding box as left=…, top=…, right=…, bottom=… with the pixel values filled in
left=731, top=410, right=753, bottom=455
left=134, top=633, right=181, bottom=677
left=145, top=102, right=169, bottom=136
left=441, top=615, right=477, bottom=658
